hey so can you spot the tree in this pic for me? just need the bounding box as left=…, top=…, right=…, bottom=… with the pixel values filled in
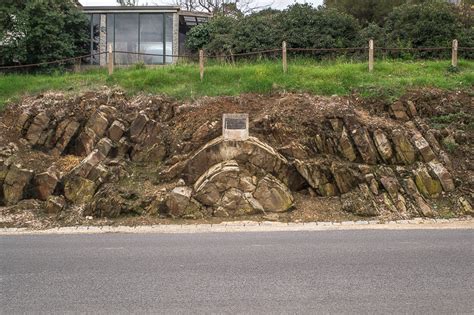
left=324, top=0, right=413, bottom=26
left=280, top=4, right=360, bottom=49
left=0, top=0, right=89, bottom=69
left=232, top=9, right=283, bottom=53
left=170, top=0, right=266, bottom=15
left=116, top=0, right=140, bottom=5
left=384, top=1, right=466, bottom=57
left=186, top=15, right=237, bottom=54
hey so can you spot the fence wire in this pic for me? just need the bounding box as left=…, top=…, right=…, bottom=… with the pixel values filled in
left=0, top=44, right=472, bottom=72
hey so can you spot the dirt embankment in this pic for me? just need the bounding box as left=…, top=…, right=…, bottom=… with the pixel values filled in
left=0, top=88, right=472, bottom=229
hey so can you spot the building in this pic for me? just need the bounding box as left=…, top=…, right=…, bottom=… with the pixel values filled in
left=82, top=6, right=211, bottom=66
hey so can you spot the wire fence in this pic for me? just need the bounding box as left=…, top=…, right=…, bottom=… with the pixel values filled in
left=0, top=40, right=472, bottom=74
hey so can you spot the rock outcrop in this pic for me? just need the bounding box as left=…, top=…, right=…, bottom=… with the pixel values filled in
left=1, top=89, right=471, bottom=224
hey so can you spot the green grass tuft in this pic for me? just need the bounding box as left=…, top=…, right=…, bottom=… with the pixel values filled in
left=1, top=59, right=473, bottom=109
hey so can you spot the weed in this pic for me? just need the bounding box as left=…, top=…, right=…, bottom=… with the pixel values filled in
left=442, top=138, right=458, bottom=153
left=1, top=59, right=473, bottom=109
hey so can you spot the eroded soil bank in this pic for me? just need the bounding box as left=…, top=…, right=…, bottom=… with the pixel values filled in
left=0, top=88, right=472, bottom=228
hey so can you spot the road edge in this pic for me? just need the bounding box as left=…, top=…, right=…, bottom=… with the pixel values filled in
left=1, top=217, right=473, bottom=235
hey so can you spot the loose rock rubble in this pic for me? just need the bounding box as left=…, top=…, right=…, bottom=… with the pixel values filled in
left=0, top=88, right=472, bottom=228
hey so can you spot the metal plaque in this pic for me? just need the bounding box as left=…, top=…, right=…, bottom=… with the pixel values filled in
left=222, top=113, right=249, bottom=140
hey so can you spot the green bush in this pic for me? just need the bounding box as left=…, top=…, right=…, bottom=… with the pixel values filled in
left=232, top=9, right=283, bottom=54
left=0, top=0, right=89, bottom=71
left=186, top=16, right=237, bottom=56
left=280, top=4, right=360, bottom=50
left=384, top=1, right=463, bottom=58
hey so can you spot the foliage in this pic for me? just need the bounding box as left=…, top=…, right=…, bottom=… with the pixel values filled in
left=384, top=1, right=463, bottom=58
left=186, top=16, right=237, bottom=55
left=232, top=9, right=283, bottom=53
left=1, top=59, right=473, bottom=108
left=358, top=23, right=387, bottom=47
left=280, top=4, right=360, bottom=49
left=0, top=0, right=89, bottom=70
left=323, top=0, right=407, bottom=26
left=116, top=0, right=140, bottom=5
left=185, top=0, right=471, bottom=58
left=186, top=4, right=361, bottom=56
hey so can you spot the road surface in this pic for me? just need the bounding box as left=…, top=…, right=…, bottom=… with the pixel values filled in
left=1, top=229, right=473, bottom=313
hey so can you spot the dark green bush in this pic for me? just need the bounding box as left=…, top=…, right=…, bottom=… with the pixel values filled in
left=0, top=0, right=89, bottom=71
left=384, top=1, right=464, bottom=58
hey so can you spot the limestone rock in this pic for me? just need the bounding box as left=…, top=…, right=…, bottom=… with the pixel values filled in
left=339, top=128, right=357, bottom=162
left=392, top=130, right=416, bottom=165
left=295, top=161, right=336, bottom=196
left=413, top=166, right=442, bottom=197
left=331, top=163, right=357, bottom=194
left=0, top=162, right=7, bottom=204
left=412, top=134, right=435, bottom=163
left=351, top=128, right=378, bottom=164
left=3, top=166, right=34, bottom=205
left=75, top=127, right=97, bottom=156
left=73, top=149, right=105, bottom=178
left=459, top=197, right=473, bottom=215
left=183, top=136, right=303, bottom=188
left=373, top=130, right=393, bottom=162
left=98, top=105, right=118, bottom=122
left=341, top=188, right=379, bottom=217
left=130, top=111, right=149, bottom=142
left=96, top=137, right=113, bottom=158
left=25, top=112, right=50, bottom=145
left=45, top=195, right=66, bottom=214
left=63, top=176, right=96, bottom=204
left=221, top=188, right=255, bottom=216
left=117, top=137, right=132, bottom=158
left=253, top=175, right=294, bottom=213
left=428, top=161, right=455, bottom=192
left=379, top=176, right=399, bottom=199
left=108, top=120, right=126, bottom=142
left=130, top=122, right=167, bottom=162
left=87, top=163, right=109, bottom=182
left=165, top=186, right=201, bottom=218
left=406, top=100, right=418, bottom=117
left=86, top=111, right=109, bottom=138
left=85, top=185, right=145, bottom=218
left=51, top=120, right=80, bottom=156
left=404, top=178, right=435, bottom=217
left=16, top=112, right=32, bottom=133
left=33, top=171, right=58, bottom=201
left=193, top=160, right=240, bottom=206
left=391, top=101, right=409, bottom=121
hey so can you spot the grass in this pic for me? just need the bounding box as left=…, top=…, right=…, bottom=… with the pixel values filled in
left=1, top=58, right=473, bottom=109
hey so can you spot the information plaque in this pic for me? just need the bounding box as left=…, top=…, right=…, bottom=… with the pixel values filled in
left=222, top=113, right=249, bottom=140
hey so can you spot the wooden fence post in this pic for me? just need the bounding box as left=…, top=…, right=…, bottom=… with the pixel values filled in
left=199, top=49, right=204, bottom=81
left=368, top=39, right=374, bottom=72
left=282, top=41, right=288, bottom=74
left=108, top=43, right=114, bottom=75
left=451, top=39, right=458, bottom=68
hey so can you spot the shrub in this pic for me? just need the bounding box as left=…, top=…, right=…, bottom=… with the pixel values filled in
left=232, top=9, right=283, bottom=53
left=186, top=16, right=237, bottom=55
left=384, top=1, right=463, bottom=58
left=0, top=0, right=89, bottom=71
left=280, top=4, right=360, bottom=49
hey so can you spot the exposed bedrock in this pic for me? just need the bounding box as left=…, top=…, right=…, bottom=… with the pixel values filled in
left=1, top=90, right=472, bottom=221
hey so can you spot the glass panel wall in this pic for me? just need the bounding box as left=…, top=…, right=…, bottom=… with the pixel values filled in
left=140, top=14, right=164, bottom=64
left=91, top=14, right=101, bottom=65
left=114, top=13, right=139, bottom=65
left=106, top=14, right=114, bottom=63
left=88, top=12, right=174, bottom=65
left=165, top=14, right=173, bottom=63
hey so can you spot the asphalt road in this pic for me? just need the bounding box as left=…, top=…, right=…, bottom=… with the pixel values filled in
left=1, top=230, right=473, bottom=314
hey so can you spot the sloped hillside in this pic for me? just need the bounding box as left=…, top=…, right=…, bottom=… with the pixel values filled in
left=0, top=88, right=472, bottom=228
